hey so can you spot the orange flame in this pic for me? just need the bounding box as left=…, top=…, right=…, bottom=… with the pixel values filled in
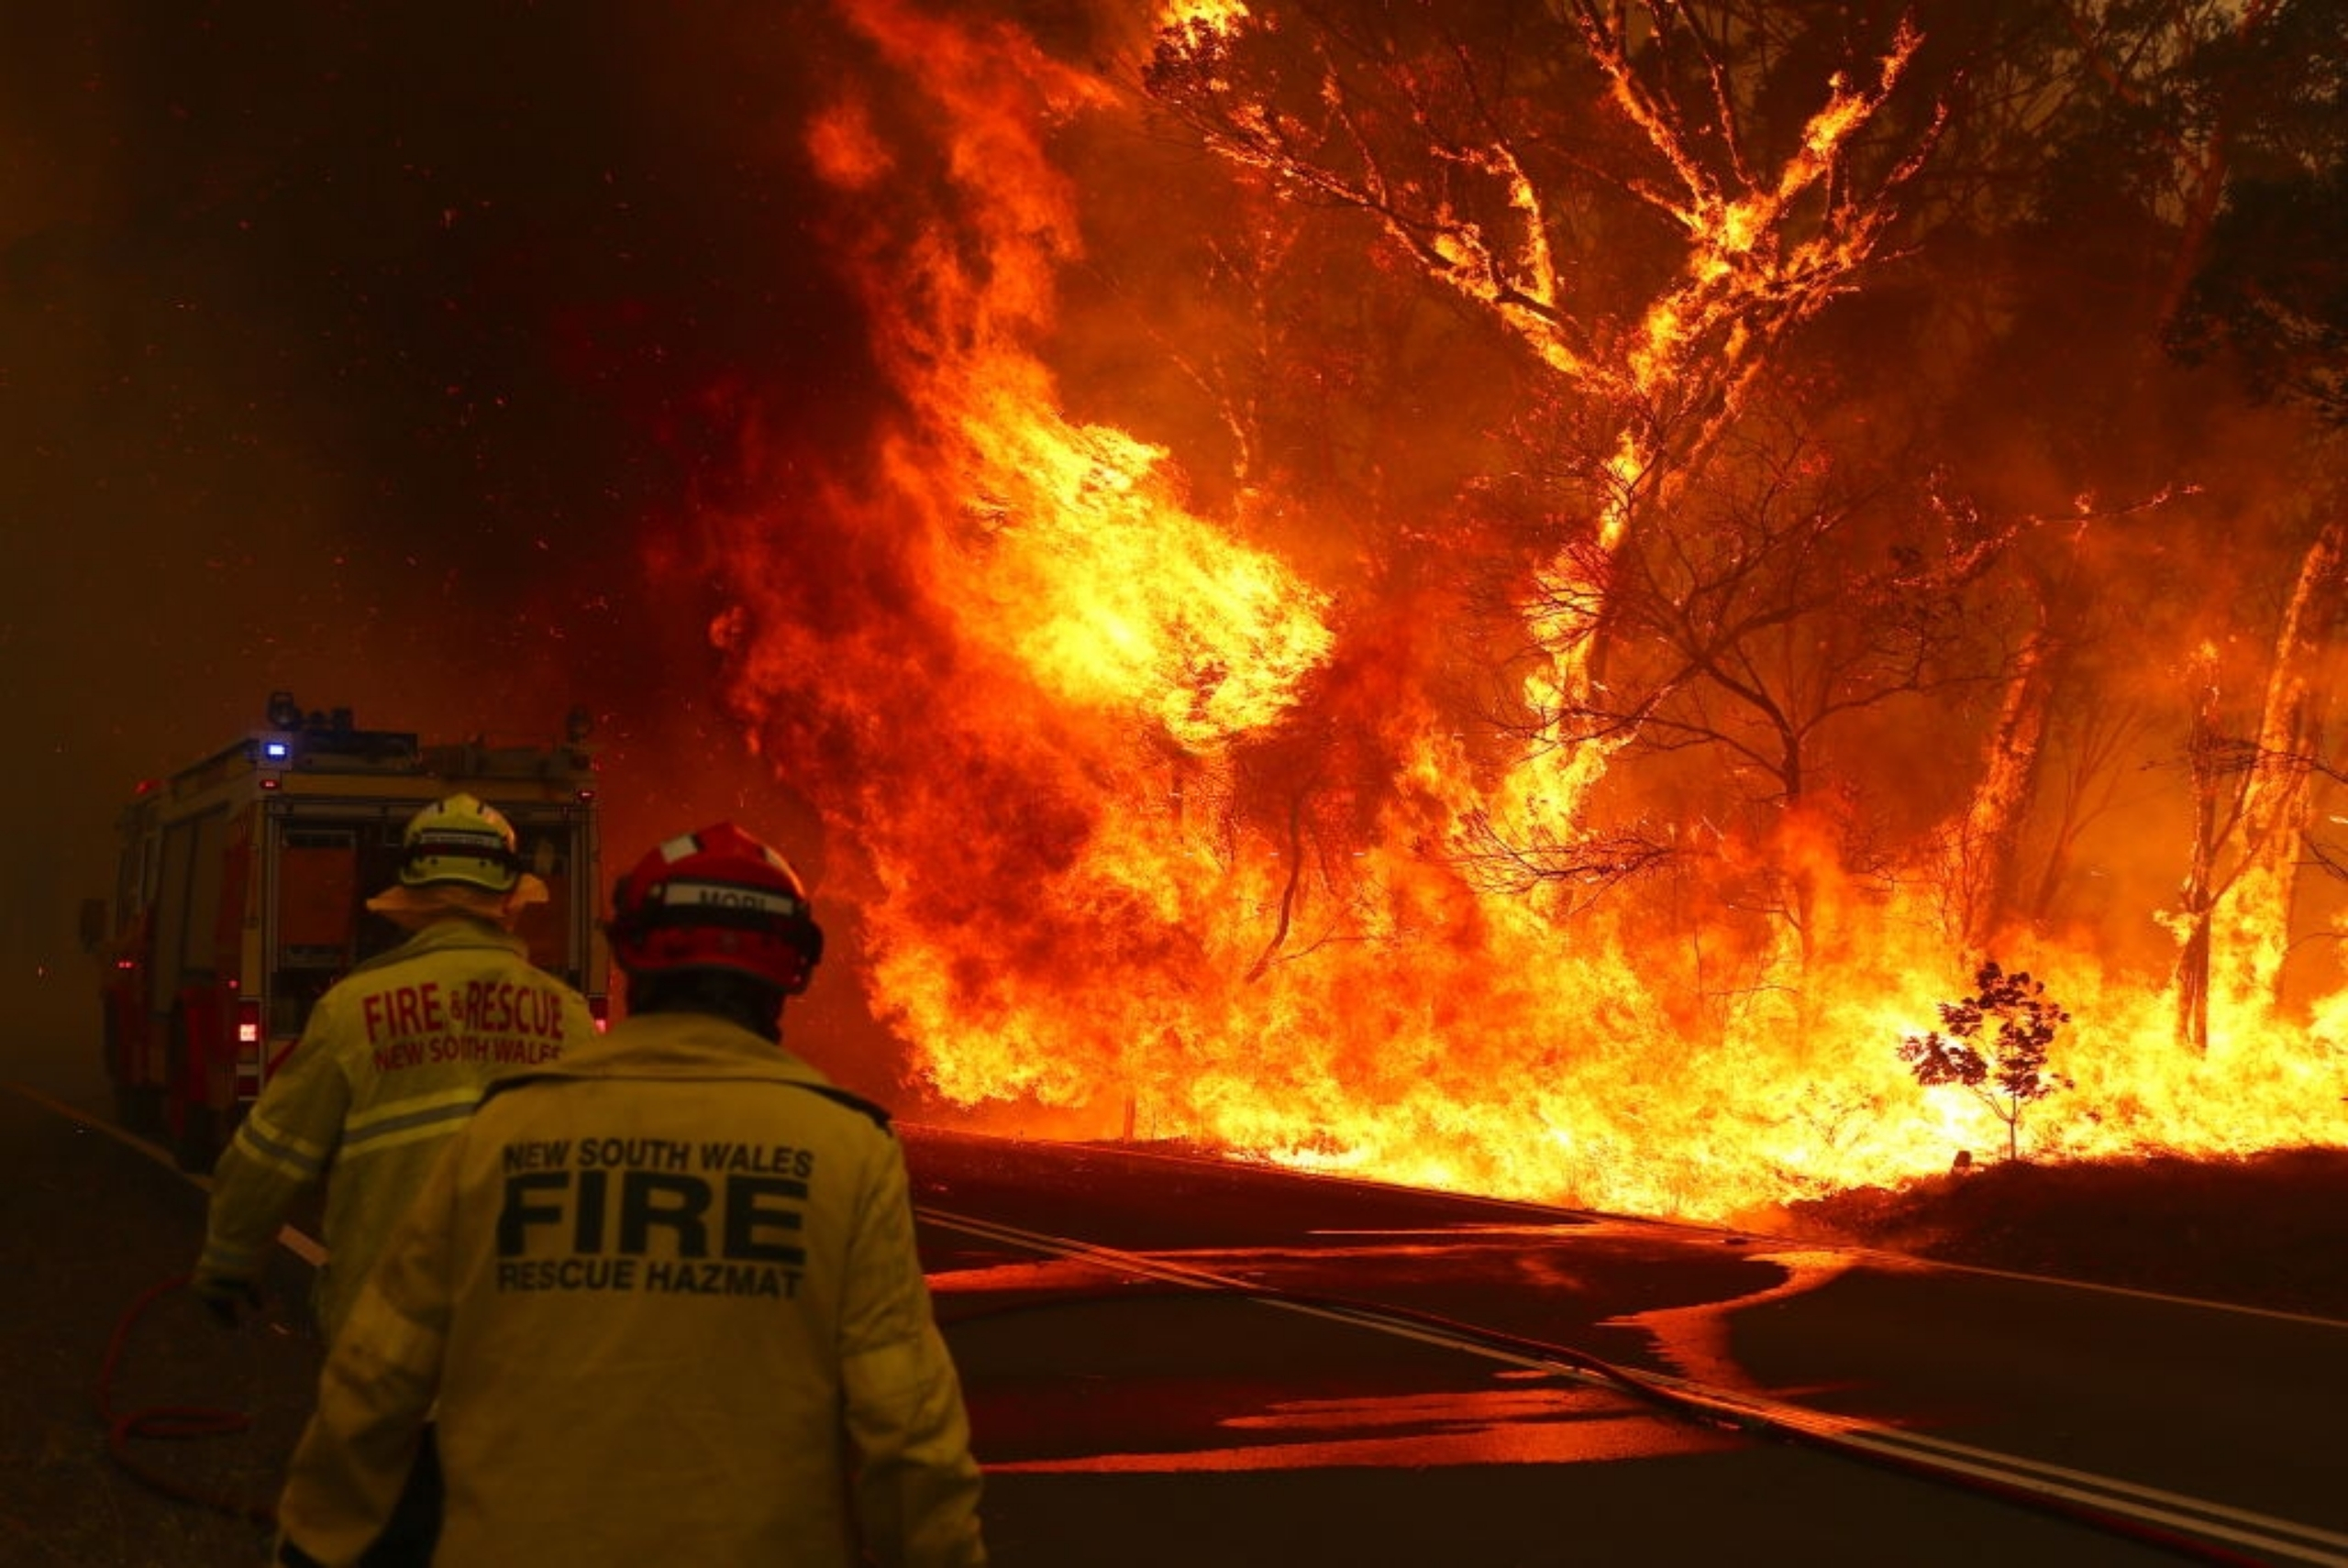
left=707, top=2, right=2344, bottom=1229
left=1159, top=0, right=1251, bottom=28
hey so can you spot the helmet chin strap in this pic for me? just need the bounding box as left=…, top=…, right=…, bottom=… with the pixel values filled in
left=369, top=884, right=525, bottom=931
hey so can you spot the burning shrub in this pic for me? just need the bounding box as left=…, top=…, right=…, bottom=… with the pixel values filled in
left=1899, top=960, right=2076, bottom=1163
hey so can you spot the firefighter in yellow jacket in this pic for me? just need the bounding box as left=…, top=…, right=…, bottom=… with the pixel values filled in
left=272, top=823, right=986, bottom=1567
left=196, top=793, right=594, bottom=1565
left=194, top=792, right=593, bottom=1338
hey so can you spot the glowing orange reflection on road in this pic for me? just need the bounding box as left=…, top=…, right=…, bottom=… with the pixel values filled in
left=928, top=1222, right=1855, bottom=1472
left=981, top=1376, right=1734, bottom=1473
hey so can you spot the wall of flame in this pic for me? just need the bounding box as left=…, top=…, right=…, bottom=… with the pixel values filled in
left=692, top=0, right=2345, bottom=1224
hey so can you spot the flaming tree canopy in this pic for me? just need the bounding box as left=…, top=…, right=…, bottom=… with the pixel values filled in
left=700, top=0, right=2348, bottom=1221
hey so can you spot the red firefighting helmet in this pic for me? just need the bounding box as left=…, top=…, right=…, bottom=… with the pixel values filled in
left=607, top=823, right=825, bottom=995
left=399, top=793, right=522, bottom=893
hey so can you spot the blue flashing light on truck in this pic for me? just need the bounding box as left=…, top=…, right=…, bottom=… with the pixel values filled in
left=83, top=692, right=610, bottom=1170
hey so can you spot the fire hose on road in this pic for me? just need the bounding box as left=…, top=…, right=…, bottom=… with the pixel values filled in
left=21, top=1083, right=327, bottom=1532
left=94, top=1272, right=278, bottom=1528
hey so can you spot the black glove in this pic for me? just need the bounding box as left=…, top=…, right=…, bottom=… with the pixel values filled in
left=192, top=1273, right=263, bottom=1328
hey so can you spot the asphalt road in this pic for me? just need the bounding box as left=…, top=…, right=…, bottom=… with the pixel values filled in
left=910, top=1127, right=2348, bottom=1567
left=6, top=1086, right=2343, bottom=1566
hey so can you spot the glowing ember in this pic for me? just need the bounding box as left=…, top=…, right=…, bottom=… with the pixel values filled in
left=706, top=2, right=2344, bottom=1229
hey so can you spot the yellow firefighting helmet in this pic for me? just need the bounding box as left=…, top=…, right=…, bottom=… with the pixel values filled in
left=396, top=793, right=522, bottom=893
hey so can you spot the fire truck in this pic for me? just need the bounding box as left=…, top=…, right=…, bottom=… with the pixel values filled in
left=85, top=692, right=610, bottom=1171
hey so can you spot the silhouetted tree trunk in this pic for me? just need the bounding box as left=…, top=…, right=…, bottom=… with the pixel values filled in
left=1950, top=602, right=2057, bottom=949
left=2173, top=663, right=2225, bottom=1052
left=2215, top=504, right=2348, bottom=1002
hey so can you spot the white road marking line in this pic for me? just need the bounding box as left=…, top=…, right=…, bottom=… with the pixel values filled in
left=16, top=1087, right=2337, bottom=1560
left=916, top=1129, right=2348, bottom=1330
left=920, top=1204, right=2348, bottom=1567
left=6, top=1081, right=327, bottom=1266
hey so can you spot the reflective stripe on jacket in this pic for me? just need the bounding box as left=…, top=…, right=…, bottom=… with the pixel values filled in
left=273, top=1010, right=986, bottom=1568
left=198, top=916, right=593, bottom=1340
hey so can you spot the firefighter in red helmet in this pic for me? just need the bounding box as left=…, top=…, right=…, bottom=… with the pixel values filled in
left=273, top=824, right=986, bottom=1567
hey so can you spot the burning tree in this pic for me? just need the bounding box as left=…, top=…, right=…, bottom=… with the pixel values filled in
left=1899, top=959, right=2075, bottom=1162
left=2150, top=0, right=2348, bottom=1046
left=1144, top=1, right=1949, bottom=903
left=1485, top=392, right=2005, bottom=953
left=680, top=0, right=2348, bottom=1226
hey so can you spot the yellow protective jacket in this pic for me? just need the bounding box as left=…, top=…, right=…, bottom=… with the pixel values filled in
left=273, top=1010, right=986, bottom=1568
left=197, top=916, right=593, bottom=1340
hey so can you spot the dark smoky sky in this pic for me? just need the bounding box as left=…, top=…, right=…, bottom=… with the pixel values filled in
left=0, top=2, right=930, bottom=1094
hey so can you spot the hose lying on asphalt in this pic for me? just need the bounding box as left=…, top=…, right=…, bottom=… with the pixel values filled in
left=95, top=1273, right=277, bottom=1527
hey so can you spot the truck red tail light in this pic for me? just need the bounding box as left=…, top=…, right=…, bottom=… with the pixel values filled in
left=590, top=995, right=610, bottom=1033
left=236, top=999, right=265, bottom=1103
